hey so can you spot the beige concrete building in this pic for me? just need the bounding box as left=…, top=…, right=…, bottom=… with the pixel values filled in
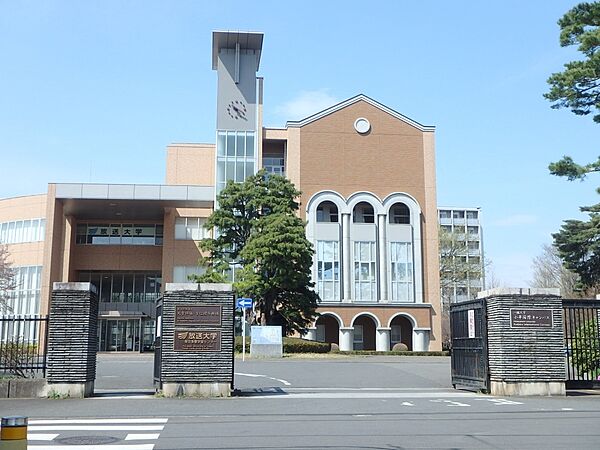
left=0, top=31, right=441, bottom=352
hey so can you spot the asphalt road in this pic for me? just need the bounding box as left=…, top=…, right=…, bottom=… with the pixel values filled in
left=1, top=354, right=599, bottom=449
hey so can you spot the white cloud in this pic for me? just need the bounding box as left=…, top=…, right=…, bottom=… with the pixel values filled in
left=491, top=214, right=538, bottom=227
left=275, top=89, right=338, bottom=121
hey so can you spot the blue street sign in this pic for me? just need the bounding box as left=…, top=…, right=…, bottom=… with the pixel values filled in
left=236, top=298, right=253, bottom=309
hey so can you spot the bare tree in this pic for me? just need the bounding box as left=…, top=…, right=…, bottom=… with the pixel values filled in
left=484, top=259, right=505, bottom=290
left=530, top=243, right=579, bottom=297
left=439, top=227, right=485, bottom=299
left=439, top=227, right=485, bottom=349
left=0, top=243, right=16, bottom=313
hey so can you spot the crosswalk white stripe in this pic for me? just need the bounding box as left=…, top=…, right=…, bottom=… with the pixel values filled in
left=27, top=433, right=59, bottom=441
left=28, top=445, right=154, bottom=450
left=29, top=425, right=164, bottom=431
left=125, top=433, right=161, bottom=441
left=29, top=419, right=168, bottom=424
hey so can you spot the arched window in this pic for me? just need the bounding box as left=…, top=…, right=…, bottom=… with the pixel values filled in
left=389, top=202, right=410, bottom=224
left=353, top=202, right=375, bottom=223
left=316, top=201, right=339, bottom=223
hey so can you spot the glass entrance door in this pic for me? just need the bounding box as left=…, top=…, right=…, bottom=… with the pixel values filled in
left=99, top=319, right=141, bottom=352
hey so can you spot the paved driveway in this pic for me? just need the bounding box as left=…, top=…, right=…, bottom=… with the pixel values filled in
left=95, top=353, right=451, bottom=393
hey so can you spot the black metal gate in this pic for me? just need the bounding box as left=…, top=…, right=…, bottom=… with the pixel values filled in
left=563, top=299, right=600, bottom=389
left=450, top=298, right=489, bottom=392
left=153, top=297, right=162, bottom=386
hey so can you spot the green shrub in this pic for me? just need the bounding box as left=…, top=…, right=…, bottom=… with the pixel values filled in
left=283, top=337, right=330, bottom=353
left=571, top=320, right=600, bottom=379
left=392, top=343, right=409, bottom=351
left=235, top=336, right=250, bottom=353
left=0, top=342, right=39, bottom=378
left=331, top=349, right=449, bottom=356
left=234, top=336, right=331, bottom=353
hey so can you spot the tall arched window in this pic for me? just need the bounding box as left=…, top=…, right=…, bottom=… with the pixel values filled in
left=389, top=202, right=410, bottom=224
left=316, top=201, right=339, bottom=223
left=353, top=202, right=375, bottom=223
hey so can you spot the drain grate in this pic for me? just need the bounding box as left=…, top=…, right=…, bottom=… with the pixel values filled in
left=56, top=435, right=121, bottom=445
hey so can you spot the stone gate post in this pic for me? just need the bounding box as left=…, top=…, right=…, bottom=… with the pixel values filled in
left=159, top=283, right=234, bottom=397
left=46, top=283, right=99, bottom=398
left=481, top=288, right=565, bottom=396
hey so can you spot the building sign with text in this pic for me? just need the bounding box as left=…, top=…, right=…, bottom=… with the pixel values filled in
left=174, top=329, right=222, bottom=352
left=510, top=309, right=554, bottom=328
left=175, top=305, right=222, bottom=326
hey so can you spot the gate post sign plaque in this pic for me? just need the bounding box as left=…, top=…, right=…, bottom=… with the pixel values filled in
left=159, top=283, right=234, bottom=397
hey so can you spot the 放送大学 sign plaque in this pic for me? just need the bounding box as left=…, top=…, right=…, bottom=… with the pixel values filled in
left=174, top=329, right=222, bottom=352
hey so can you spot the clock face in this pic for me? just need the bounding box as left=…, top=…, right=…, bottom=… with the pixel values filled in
left=226, top=100, right=247, bottom=120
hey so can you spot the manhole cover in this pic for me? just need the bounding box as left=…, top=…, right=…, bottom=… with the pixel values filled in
left=56, top=435, right=121, bottom=445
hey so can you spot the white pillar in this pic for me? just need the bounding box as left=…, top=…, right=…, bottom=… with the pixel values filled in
left=413, top=328, right=430, bottom=351
left=342, top=213, right=352, bottom=302
left=339, top=327, right=354, bottom=351
left=376, top=327, right=391, bottom=352
left=377, top=213, right=388, bottom=303
left=304, top=327, right=317, bottom=341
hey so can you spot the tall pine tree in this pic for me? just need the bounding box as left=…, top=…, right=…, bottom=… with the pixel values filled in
left=194, top=170, right=319, bottom=335
left=546, top=2, right=600, bottom=292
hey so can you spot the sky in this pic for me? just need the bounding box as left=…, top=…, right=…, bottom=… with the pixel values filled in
left=0, top=1, right=598, bottom=287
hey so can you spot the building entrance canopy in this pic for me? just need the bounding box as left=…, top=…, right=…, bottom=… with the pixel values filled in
left=53, top=183, right=214, bottom=220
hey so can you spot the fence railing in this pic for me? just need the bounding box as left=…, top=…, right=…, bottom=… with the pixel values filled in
left=0, top=315, right=48, bottom=377
left=563, top=299, right=600, bottom=389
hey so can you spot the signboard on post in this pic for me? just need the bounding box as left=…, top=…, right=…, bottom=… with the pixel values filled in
left=250, top=325, right=283, bottom=358
left=236, top=298, right=253, bottom=309
left=236, top=298, right=253, bottom=361
left=467, top=309, right=476, bottom=339
left=510, top=309, right=554, bottom=328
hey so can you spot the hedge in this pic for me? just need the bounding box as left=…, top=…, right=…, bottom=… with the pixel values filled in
left=235, top=336, right=331, bottom=353
left=332, top=350, right=450, bottom=356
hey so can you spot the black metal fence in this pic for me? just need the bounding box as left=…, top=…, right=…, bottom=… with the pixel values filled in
left=0, top=315, right=48, bottom=377
left=563, top=299, right=600, bottom=389
left=450, top=298, right=489, bottom=392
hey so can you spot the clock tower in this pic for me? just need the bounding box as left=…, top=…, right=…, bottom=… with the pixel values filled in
left=212, top=31, right=264, bottom=194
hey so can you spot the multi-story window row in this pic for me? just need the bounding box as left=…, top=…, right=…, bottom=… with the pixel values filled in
left=216, top=130, right=256, bottom=194
left=308, top=191, right=423, bottom=304
left=438, top=207, right=484, bottom=302
left=175, top=217, right=208, bottom=240
left=0, top=219, right=45, bottom=244
left=78, top=271, right=162, bottom=303
left=316, top=240, right=340, bottom=302
left=262, top=156, right=285, bottom=176
left=4, top=265, right=42, bottom=316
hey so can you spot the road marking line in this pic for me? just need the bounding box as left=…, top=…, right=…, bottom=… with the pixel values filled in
left=29, top=425, right=164, bottom=431
left=244, top=392, right=476, bottom=399
left=474, top=398, right=524, bottom=405
left=285, top=387, right=450, bottom=391
left=93, top=395, right=155, bottom=400
left=125, top=433, right=161, bottom=440
left=27, top=433, right=59, bottom=441
left=28, top=445, right=155, bottom=450
left=562, top=408, right=574, bottom=411
left=235, top=372, right=291, bottom=386
left=352, top=414, right=372, bottom=417
left=430, top=399, right=470, bottom=407
left=30, top=419, right=168, bottom=424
